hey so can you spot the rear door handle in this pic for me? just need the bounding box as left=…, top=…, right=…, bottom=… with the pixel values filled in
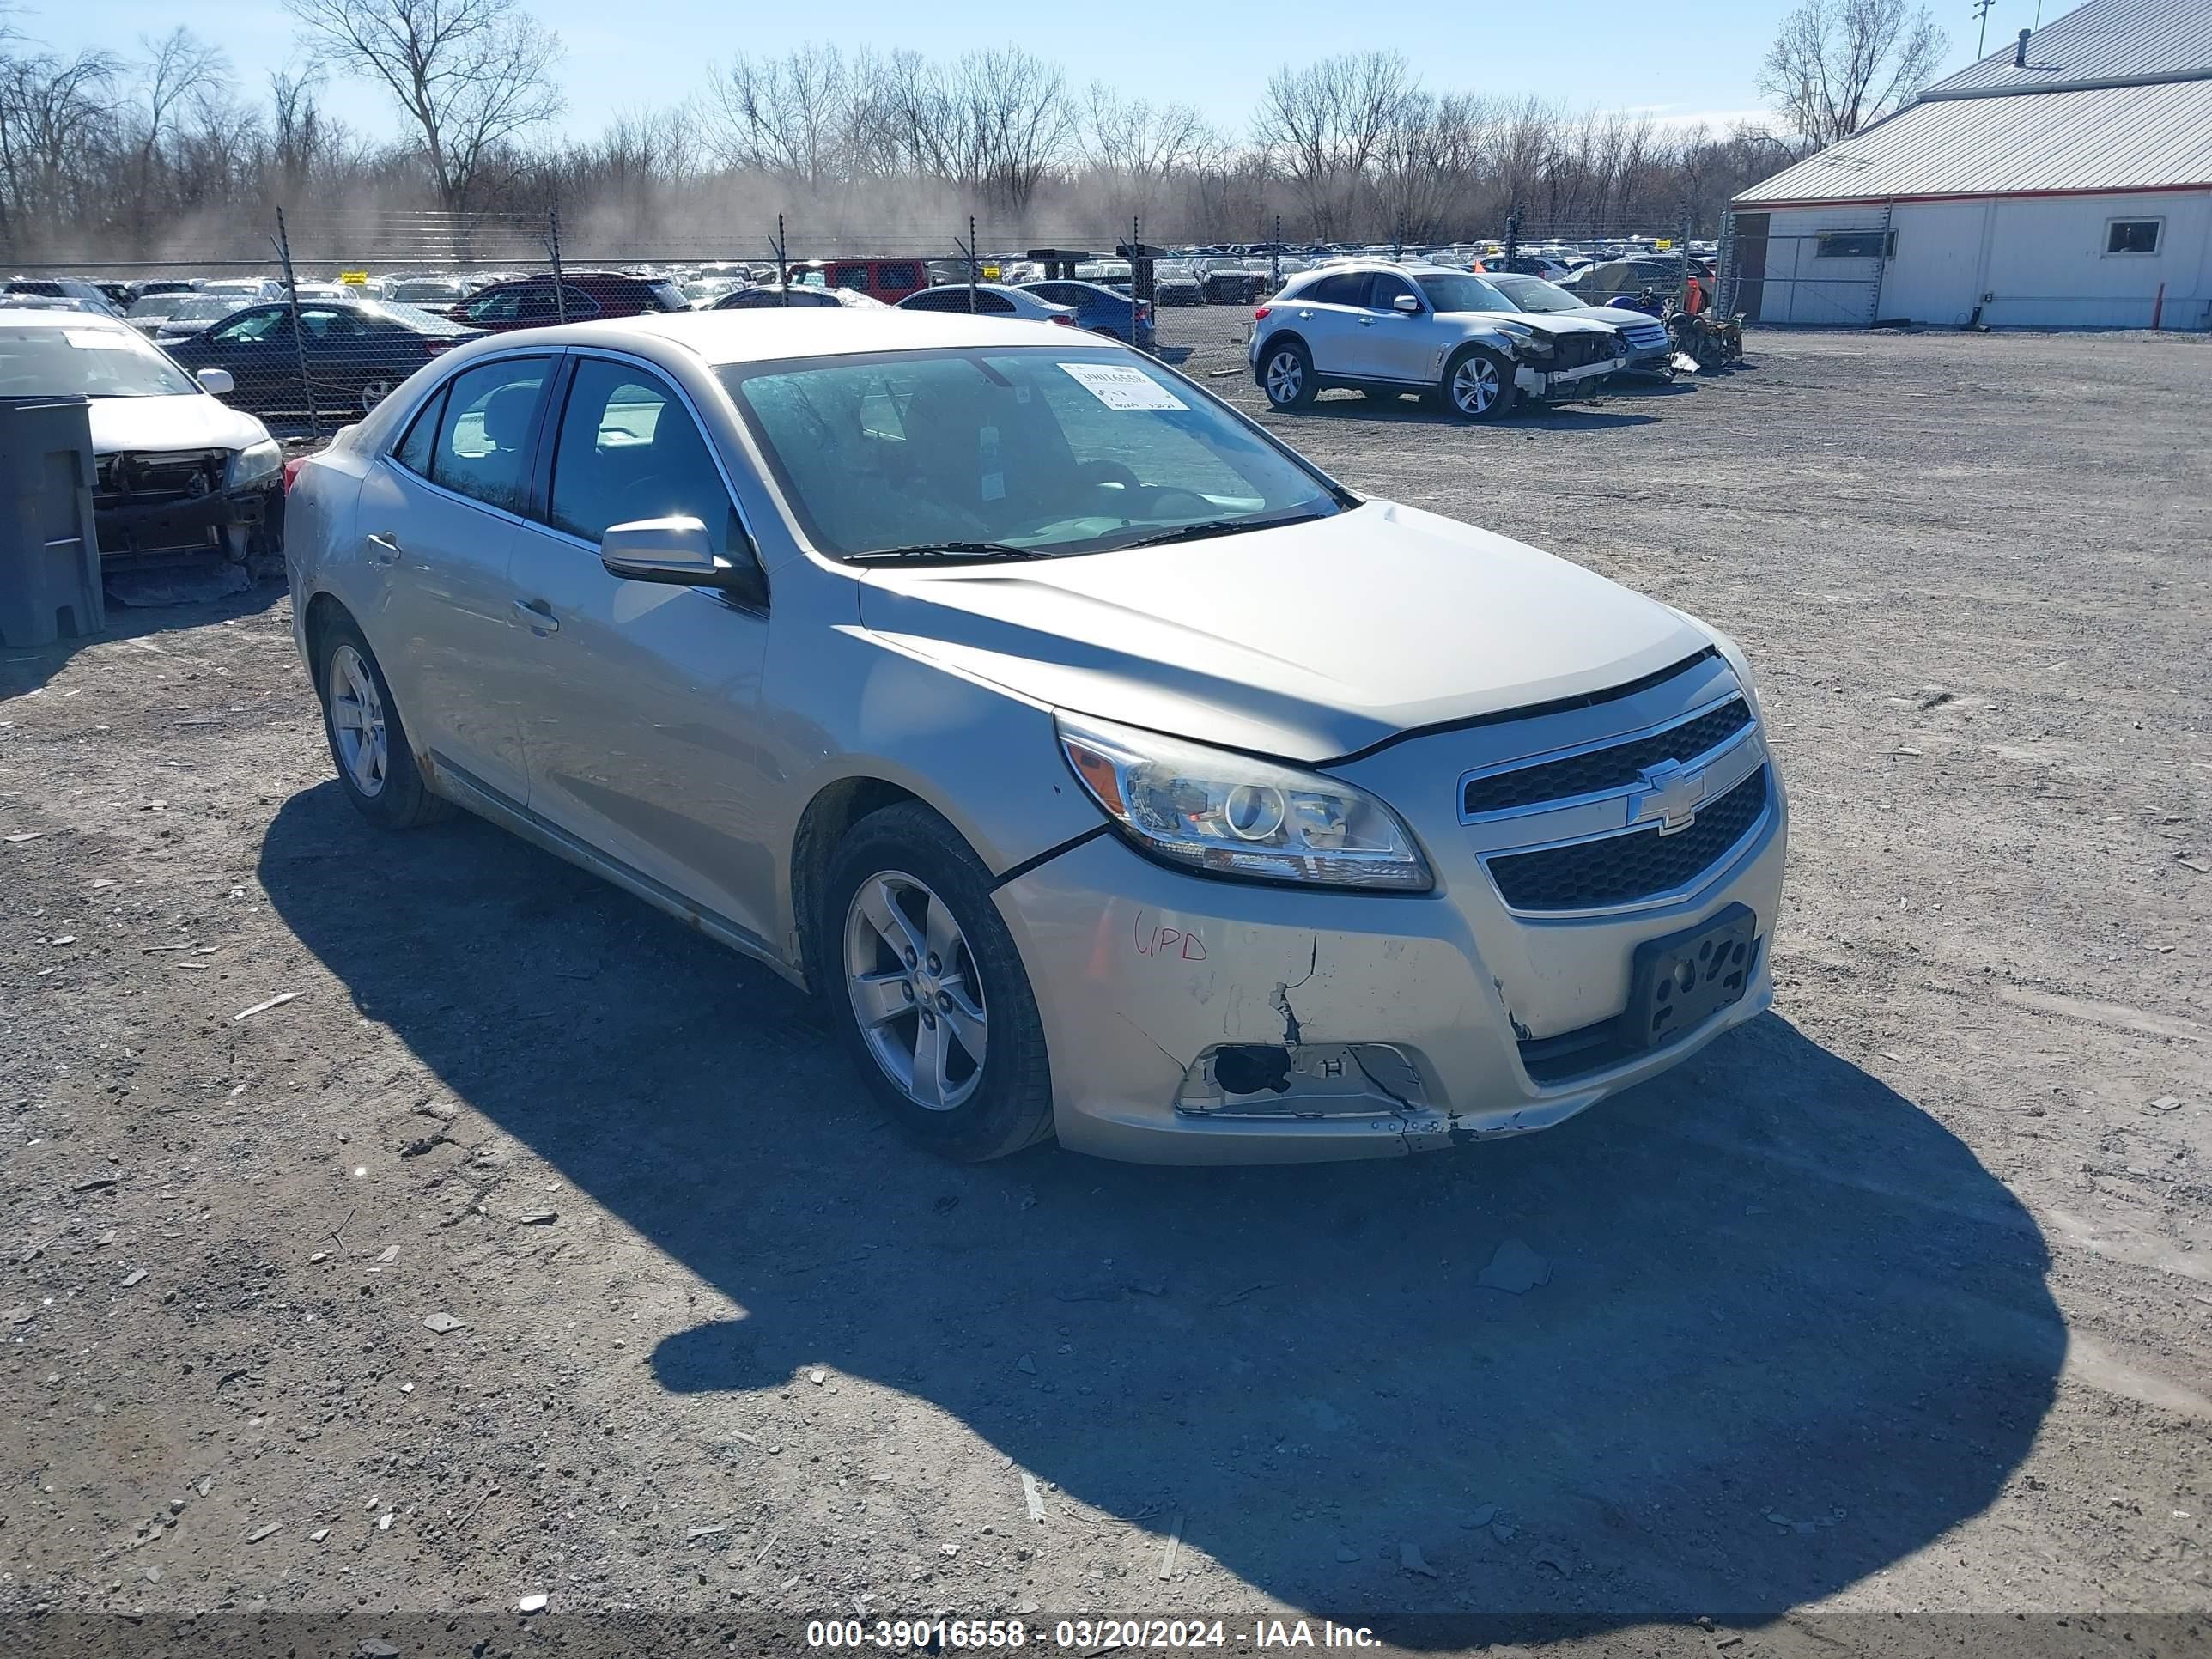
left=365, top=532, right=401, bottom=566
left=513, top=598, right=559, bottom=635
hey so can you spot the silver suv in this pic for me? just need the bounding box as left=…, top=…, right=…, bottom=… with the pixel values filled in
left=1251, top=263, right=1626, bottom=420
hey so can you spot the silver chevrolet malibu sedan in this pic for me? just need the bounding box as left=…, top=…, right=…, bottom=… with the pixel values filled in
left=286, top=310, right=1786, bottom=1164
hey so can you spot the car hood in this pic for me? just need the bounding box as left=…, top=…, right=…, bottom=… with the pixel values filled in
left=1581, top=304, right=1664, bottom=329
left=1438, top=308, right=1616, bottom=339
left=87, top=393, right=270, bottom=458
left=854, top=500, right=1713, bottom=763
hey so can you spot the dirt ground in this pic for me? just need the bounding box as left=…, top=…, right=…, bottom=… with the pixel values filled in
left=1, top=316, right=2207, bottom=1656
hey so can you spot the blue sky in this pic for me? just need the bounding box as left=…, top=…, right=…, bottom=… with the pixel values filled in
left=31, top=0, right=2008, bottom=142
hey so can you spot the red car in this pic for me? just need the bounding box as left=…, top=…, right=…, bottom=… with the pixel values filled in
left=448, top=271, right=686, bottom=332
left=787, top=258, right=930, bottom=305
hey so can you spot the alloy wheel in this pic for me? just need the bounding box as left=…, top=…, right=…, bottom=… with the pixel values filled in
left=843, top=871, right=988, bottom=1111
left=360, top=380, right=394, bottom=413
left=327, top=643, right=388, bottom=798
left=1265, top=351, right=1304, bottom=404
left=1451, top=355, right=1501, bottom=416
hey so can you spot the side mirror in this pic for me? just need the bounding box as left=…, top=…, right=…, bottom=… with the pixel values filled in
left=600, top=516, right=767, bottom=607
left=196, top=367, right=234, bottom=396
left=1392, top=294, right=1422, bottom=314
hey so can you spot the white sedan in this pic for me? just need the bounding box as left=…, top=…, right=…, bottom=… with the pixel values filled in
left=896, top=283, right=1077, bottom=325
left=0, top=307, right=283, bottom=568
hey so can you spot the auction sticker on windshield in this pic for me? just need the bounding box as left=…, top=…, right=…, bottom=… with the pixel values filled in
left=64, top=331, right=134, bottom=349
left=1060, top=362, right=1186, bottom=411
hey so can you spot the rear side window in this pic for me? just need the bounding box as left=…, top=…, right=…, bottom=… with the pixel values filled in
left=1299, top=272, right=1367, bottom=305
left=877, top=263, right=919, bottom=289
left=904, top=289, right=961, bottom=312
left=393, top=384, right=447, bottom=477
left=425, top=356, right=550, bottom=513
left=976, top=291, right=1016, bottom=314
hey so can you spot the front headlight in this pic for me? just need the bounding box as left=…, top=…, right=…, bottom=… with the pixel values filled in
left=1057, top=713, right=1432, bottom=892
left=1668, top=607, right=1765, bottom=722
left=228, top=438, right=282, bottom=488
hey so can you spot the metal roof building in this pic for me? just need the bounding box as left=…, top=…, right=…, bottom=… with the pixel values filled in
left=1729, top=0, right=2211, bottom=329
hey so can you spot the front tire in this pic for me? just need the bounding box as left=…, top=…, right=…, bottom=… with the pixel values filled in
left=1260, top=339, right=1316, bottom=410
left=1443, top=346, right=1516, bottom=422
left=822, top=803, right=1054, bottom=1162
left=314, top=614, right=453, bottom=830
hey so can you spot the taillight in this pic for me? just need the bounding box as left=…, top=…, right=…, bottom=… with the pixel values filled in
left=283, top=457, right=307, bottom=494
left=1049, top=313, right=1074, bottom=325
left=1253, top=306, right=1271, bottom=321
left=1137, top=302, right=1152, bottom=321
left=422, top=340, right=454, bottom=356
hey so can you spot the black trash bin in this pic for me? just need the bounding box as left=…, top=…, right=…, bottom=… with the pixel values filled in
left=0, top=396, right=103, bottom=647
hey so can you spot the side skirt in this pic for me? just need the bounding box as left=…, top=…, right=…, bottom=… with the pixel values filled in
left=423, top=750, right=809, bottom=991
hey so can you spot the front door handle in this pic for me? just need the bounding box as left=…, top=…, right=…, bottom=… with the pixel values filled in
left=366, top=532, right=401, bottom=566
left=513, top=598, right=559, bottom=635
left=1356, top=316, right=1378, bottom=326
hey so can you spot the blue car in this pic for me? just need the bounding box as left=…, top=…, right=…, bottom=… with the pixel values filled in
left=1018, top=280, right=1154, bottom=349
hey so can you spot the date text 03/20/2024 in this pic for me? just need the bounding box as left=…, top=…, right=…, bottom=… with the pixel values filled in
left=804, top=1619, right=1382, bottom=1649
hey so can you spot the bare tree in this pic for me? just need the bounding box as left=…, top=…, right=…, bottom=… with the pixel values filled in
left=129, top=29, right=230, bottom=238
left=1759, top=0, right=1948, bottom=147
left=702, top=46, right=860, bottom=191
left=1080, top=85, right=1208, bottom=222
left=283, top=0, right=562, bottom=210
left=1252, top=51, right=1415, bottom=240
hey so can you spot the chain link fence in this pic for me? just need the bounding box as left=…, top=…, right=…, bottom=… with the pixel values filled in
left=9, top=207, right=1726, bottom=439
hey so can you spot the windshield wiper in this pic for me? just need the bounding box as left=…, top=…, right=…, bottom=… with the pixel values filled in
left=1112, top=509, right=1329, bottom=550
left=844, top=541, right=1052, bottom=564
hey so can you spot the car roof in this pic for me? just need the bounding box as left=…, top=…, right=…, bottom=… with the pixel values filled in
left=453, top=308, right=1099, bottom=368
left=0, top=305, right=133, bottom=330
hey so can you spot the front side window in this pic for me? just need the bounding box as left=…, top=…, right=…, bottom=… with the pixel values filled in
left=210, top=308, right=287, bottom=343
left=424, top=356, right=550, bottom=513
left=723, top=347, right=1342, bottom=561
left=878, top=263, right=919, bottom=289
left=1415, top=273, right=1514, bottom=313
left=547, top=357, right=744, bottom=557
left=1367, top=273, right=1417, bottom=311
left=2106, top=219, right=2160, bottom=255
left=468, top=290, right=524, bottom=322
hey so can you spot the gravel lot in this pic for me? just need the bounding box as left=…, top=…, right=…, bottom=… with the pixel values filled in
left=2, top=315, right=2207, bottom=1656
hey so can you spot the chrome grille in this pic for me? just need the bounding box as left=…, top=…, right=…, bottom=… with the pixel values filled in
left=1486, top=766, right=1770, bottom=914
left=1462, top=696, right=1753, bottom=819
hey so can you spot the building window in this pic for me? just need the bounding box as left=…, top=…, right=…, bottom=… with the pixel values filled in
left=2105, top=219, right=2161, bottom=255
left=1815, top=229, right=1894, bottom=259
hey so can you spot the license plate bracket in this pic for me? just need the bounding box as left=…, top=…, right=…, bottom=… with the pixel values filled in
left=1621, top=902, right=1757, bottom=1051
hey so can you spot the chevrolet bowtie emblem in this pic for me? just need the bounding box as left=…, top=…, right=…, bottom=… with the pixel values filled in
left=1632, top=758, right=1707, bottom=834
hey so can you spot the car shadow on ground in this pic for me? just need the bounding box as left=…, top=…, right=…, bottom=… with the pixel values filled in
left=259, top=783, right=2062, bottom=1630
left=0, top=576, right=283, bottom=697
left=1291, top=397, right=1662, bottom=434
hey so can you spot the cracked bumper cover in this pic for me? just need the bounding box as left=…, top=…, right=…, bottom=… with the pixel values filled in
left=990, top=812, right=1784, bottom=1165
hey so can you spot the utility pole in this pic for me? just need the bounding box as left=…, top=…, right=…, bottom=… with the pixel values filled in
left=1973, top=0, right=1996, bottom=57
left=271, top=207, right=321, bottom=441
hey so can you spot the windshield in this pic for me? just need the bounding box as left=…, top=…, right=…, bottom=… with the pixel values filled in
left=127, top=294, right=188, bottom=319
left=164, top=298, right=238, bottom=324
left=720, top=347, right=1343, bottom=560
left=1415, top=273, right=1514, bottom=313
left=1486, top=274, right=1584, bottom=313
left=0, top=325, right=198, bottom=398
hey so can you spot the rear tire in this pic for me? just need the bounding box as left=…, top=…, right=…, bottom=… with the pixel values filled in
left=821, top=803, right=1054, bottom=1163
left=313, top=613, right=453, bottom=830
left=1260, top=339, right=1316, bottom=410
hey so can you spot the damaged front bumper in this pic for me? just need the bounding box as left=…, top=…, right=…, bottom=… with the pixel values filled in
left=1514, top=351, right=1624, bottom=403
left=992, top=775, right=1784, bottom=1165
left=93, top=450, right=281, bottom=567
